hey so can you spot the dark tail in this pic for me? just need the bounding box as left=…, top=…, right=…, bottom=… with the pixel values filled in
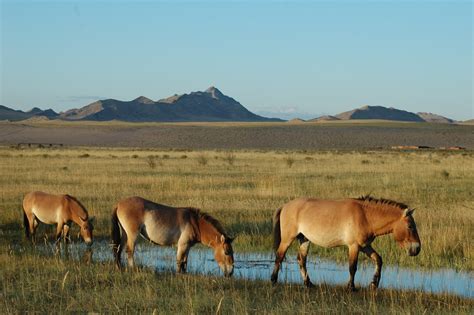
left=273, top=207, right=283, bottom=251
left=111, top=206, right=122, bottom=263
left=23, top=211, right=30, bottom=239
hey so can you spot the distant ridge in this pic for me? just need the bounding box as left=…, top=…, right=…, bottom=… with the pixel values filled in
left=417, top=112, right=454, bottom=123
left=0, top=105, right=58, bottom=121
left=60, top=87, right=280, bottom=122
left=335, top=105, right=424, bottom=122
left=307, top=115, right=340, bottom=122
left=0, top=92, right=462, bottom=124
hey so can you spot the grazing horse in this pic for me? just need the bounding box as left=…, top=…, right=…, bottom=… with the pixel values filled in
left=271, top=195, right=421, bottom=290
left=23, top=191, right=94, bottom=245
left=111, top=196, right=234, bottom=277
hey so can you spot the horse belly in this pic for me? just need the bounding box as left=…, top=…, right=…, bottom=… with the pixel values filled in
left=300, top=223, right=346, bottom=248
left=33, top=206, right=60, bottom=225
left=142, top=217, right=181, bottom=246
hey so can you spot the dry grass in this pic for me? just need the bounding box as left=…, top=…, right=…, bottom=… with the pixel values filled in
left=0, top=146, right=472, bottom=312
left=0, top=146, right=472, bottom=270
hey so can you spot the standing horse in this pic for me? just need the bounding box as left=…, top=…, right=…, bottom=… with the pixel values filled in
left=23, top=191, right=94, bottom=245
left=271, top=195, right=421, bottom=290
left=111, top=196, right=234, bottom=277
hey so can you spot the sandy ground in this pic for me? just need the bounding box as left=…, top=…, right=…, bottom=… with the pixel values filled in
left=0, top=121, right=472, bottom=150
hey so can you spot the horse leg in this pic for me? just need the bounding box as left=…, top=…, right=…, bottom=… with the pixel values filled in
left=55, top=222, right=65, bottom=250
left=271, top=240, right=293, bottom=285
left=176, top=242, right=191, bottom=273
left=297, top=236, right=313, bottom=288
left=115, top=230, right=127, bottom=269
left=362, top=245, right=383, bottom=289
left=62, top=225, right=71, bottom=244
left=27, top=215, right=38, bottom=244
left=126, top=232, right=138, bottom=269
left=347, top=244, right=359, bottom=291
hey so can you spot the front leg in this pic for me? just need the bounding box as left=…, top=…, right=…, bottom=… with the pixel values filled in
left=62, top=224, right=71, bottom=244
left=55, top=222, right=65, bottom=247
left=176, top=242, right=191, bottom=273
left=362, top=245, right=383, bottom=289
left=347, top=244, right=359, bottom=291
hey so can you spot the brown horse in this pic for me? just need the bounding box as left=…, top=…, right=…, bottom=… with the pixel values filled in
left=23, top=191, right=94, bottom=245
left=271, top=195, right=421, bottom=290
left=111, top=196, right=234, bottom=277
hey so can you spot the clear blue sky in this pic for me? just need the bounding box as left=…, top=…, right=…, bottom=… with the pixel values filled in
left=1, top=0, right=472, bottom=120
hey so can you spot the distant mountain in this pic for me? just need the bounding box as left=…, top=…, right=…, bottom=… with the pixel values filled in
left=307, top=115, right=340, bottom=122
left=60, top=87, right=280, bottom=122
left=335, top=105, right=424, bottom=122
left=0, top=105, right=58, bottom=121
left=417, top=112, right=455, bottom=123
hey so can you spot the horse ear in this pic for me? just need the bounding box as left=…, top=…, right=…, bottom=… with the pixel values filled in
left=220, top=234, right=226, bottom=244
left=404, top=208, right=415, bottom=217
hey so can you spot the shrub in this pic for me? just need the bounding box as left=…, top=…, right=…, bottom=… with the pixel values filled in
left=223, top=152, right=236, bottom=166
left=197, top=154, right=208, bottom=166
left=284, top=155, right=295, bottom=168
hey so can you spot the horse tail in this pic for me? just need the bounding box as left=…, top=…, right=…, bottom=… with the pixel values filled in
left=273, top=207, right=283, bottom=251
left=23, top=210, right=30, bottom=239
left=111, top=206, right=121, bottom=256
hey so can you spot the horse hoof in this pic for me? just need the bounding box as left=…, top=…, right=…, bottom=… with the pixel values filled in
left=304, top=281, right=315, bottom=288
left=370, top=282, right=378, bottom=290
left=347, top=284, right=357, bottom=292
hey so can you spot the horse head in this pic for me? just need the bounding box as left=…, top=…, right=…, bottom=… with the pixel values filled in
left=79, top=216, right=94, bottom=246
left=213, top=234, right=234, bottom=277
left=393, top=208, right=421, bottom=256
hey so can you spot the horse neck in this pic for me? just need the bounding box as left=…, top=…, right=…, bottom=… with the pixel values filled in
left=362, top=202, right=403, bottom=236
left=68, top=198, right=87, bottom=225
left=198, top=217, right=222, bottom=248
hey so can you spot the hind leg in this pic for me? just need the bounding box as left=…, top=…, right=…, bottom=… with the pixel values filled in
left=297, top=235, right=313, bottom=288
left=114, top=230, right=127, bottom=269
left=125, top=232, right=138, bottom=268
left=25, top=213, right=38, bottom=243
left=271, top=238, right=294, bottom=285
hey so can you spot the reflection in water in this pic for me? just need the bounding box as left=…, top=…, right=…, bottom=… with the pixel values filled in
left=45, top=241, right=473, bottom=299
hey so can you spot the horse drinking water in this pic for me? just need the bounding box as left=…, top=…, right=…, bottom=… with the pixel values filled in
left=271, top=195, right=421, bottom=290
left=111, top=196, right=234, bottom=277
left=23, top=191, right=94, bottom=245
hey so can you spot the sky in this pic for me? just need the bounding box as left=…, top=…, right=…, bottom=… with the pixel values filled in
left=1, top=0, right=472, bottom=120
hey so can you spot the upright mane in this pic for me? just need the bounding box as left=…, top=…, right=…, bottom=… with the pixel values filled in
left=189, top=208, right=228, bottom=237
left=355, top=194, right=409, bottom=210
left=66, top=194, right=89, bottom=220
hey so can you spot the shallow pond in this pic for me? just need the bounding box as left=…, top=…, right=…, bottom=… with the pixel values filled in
left=41, top=241, right=473, bottom=299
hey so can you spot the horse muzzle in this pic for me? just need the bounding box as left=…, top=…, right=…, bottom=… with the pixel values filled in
left=407, top=242, right=421, bottom=256
left=221, top=264, right=234, bottom=277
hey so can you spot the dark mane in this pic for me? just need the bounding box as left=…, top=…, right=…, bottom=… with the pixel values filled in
left=189, top=208, right=228, bottom=237
left=355, top=194, right=409, bottom=210
left=65, top=194, right=89, bottom=219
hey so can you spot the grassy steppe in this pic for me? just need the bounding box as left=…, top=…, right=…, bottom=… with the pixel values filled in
left=0, top=146, right=473, bottom=313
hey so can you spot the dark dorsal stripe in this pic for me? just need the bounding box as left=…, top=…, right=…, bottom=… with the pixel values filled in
left=355, top=194, right=409, bottom=210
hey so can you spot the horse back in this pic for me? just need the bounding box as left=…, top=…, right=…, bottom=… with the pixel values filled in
left=23, top=191, right=69, bottom=224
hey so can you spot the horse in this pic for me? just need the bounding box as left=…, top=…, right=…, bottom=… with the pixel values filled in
left=111, top=196, right=234, bottom=277
left=23, top=191, right=94, bottom=246
left=271, top=195, right=421, bottom=290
